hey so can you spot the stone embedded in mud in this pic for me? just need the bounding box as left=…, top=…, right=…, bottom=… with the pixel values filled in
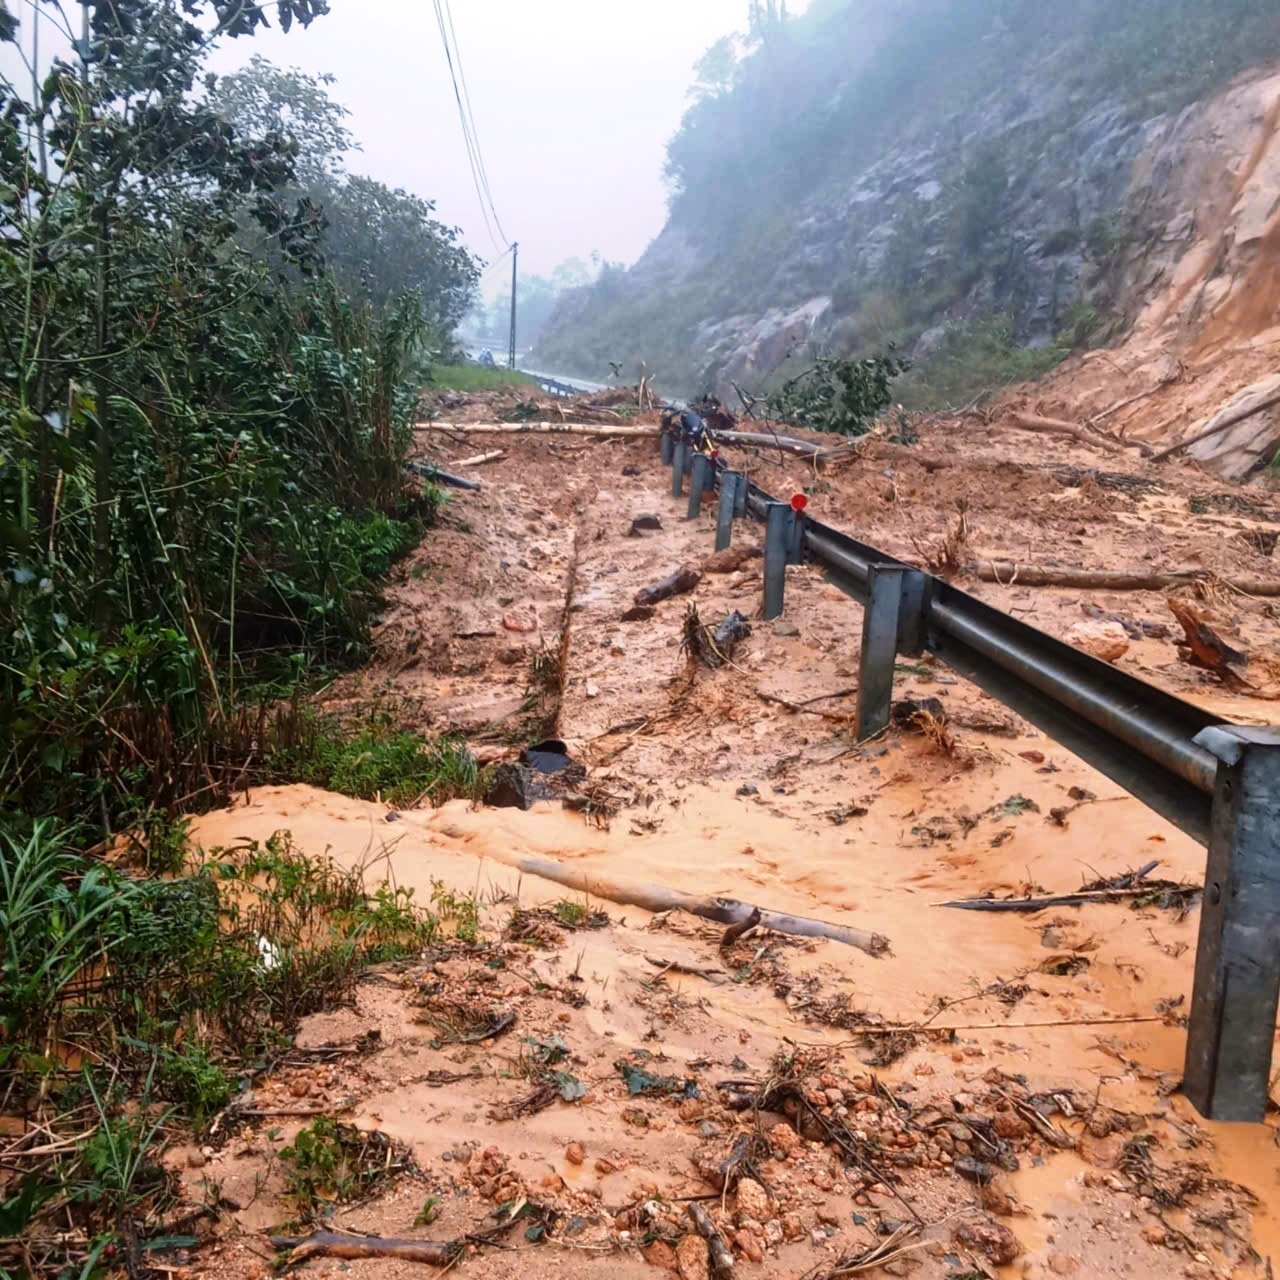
left=768, top=1121, right=800, bottom=1157
left=629, top=514, right=663, bottom=536
left=735, top=1177, right=771, bottom=1222
left=891, top=695, right=948, bottom=729
left=953, top=1217, right=1022, bottom=1266
left=565, top=1141, right=585, bottom=1165
left=502, top=604, right=540, bottom=633
left=643, top=1239, right=679, bottom=1271
left=704, top=543, right=762, bottom=574
left=954, top=1156, right=997, bottom=1185
left=1079, top=1133, right=1127, bottom=1170
left=675, top=1234, right=710, bottom=1280
left=1065, top=619, right=1130, bottom=663
left=735, top=1227, right=764, bottom=1264
left=483, top=762, right=535, bottom=810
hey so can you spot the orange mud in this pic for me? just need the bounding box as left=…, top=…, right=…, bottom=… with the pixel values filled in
left=183, top=423, right=1280, bottom=1280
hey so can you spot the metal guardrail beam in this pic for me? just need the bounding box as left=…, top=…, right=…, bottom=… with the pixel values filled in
left=666, top=438, right=1280, bottom=1122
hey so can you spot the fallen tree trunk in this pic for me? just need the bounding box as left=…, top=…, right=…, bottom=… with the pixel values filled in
left=634, top=564, right=701, bottom=606
left=511, top=853, right=889, bottom=957
left=1149, top=382, right=1280, bottom=462
left=455, top=450, right=505, bottom=467
left=417, top=420, right=656, bottom=439
left=269, top=1232, right=462, bottom=1267
left=971, top=560, right=1280, bottom=597
left=1007, top=412, right=1154, bottom=457
left=416, top=420, right=850, bottom=460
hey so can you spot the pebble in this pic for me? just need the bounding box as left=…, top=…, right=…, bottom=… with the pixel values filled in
left=675, top=1234, right=710, bottom=1280
left=502, top=605, right=539, bottom=633
left=735, top=1228, right=764, bottom=1264
left=953, top=1217, right=1023, bottom=1267
left=642, top=1239, right=677, bottom=1272
left=565, top=1142, right=585, bottom=1165
left=735, top=1178, right=770, bottom=1222
left=1049, top=1253, right=1079, bottom=1275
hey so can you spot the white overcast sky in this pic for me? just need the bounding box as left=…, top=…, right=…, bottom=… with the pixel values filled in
left=1, top=1, right=812, bottom=282
left=201, top=0, right=811, bottom=280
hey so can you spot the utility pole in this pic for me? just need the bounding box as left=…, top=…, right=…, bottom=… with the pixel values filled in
left=508, top=242, right=518, bottom=369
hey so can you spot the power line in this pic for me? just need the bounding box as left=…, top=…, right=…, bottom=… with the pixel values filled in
left=441, top=0, right=509, bottom=248
left=430, top=0, right=505, bottom=254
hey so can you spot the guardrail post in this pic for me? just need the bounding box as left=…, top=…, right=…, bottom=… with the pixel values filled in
left=733, top=473, right=747, bottom=518
left=787, top=511, right=805, bottom=566
left=763, top=502, right=790, bottom=621
left=898, top=569, right=930, bottom=656
left=672, top=441, right=687, bottom=497
left=688, top=454, right=711, bottom=520
left=660, top=431, right=673, bottom=466
left=716, top=471, right=741, bottom=552
left=857, top=566, right=910, bottom=741
left=1183, top=726, right=1280, bottom=1121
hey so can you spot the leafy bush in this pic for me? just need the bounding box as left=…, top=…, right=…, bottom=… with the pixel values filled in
left=768, top=353, right=910, bottom=435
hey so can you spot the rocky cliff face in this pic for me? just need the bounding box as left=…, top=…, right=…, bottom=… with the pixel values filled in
left=534, top=0, right=1280, bottom=462
left=1022, top=67, right=1280, bottom=479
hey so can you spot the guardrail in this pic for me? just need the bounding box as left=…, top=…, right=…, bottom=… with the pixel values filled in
left=661, top=431, right=1280, bottom=1123
left=529, top=374, right=583, bottom=398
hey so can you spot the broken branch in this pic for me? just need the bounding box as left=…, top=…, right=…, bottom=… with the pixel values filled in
left=268, top=1232, right=462, bottom=1267
left=688, top=1201, right=735, bottom=1276
left=510, top=854, right=889, bottom=957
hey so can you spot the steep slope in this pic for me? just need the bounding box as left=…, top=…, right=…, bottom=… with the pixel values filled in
left=535, top=0, right=1280, bottom=430
left=1006, top=66, right=1280, bottom=478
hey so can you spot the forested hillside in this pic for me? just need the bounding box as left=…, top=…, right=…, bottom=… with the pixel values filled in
left=534, top=0, right=1280, bottom=402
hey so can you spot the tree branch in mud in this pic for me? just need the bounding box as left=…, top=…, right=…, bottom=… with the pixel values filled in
left=1149, top=382, right=1280, bottom=462
left=510, top=854, right=889, bottom=957
left=688, top=1200, right=735, bottom=1276
left=268, top=1232, right=463, bottom=1267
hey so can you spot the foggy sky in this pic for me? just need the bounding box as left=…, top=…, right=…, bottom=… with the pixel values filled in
left=0, top=1, right=812, bottom=284
left=201, top=0, right=811, bottom=282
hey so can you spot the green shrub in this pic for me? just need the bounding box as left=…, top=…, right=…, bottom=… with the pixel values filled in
left=278, top=713, right=478, bottom=807
left=768, top=353, right=910, bottom=436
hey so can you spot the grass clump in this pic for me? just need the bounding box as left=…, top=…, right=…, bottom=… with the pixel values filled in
left=277, top=713, right=477, bottom=808
left=429, top=363, right=539, bottom=393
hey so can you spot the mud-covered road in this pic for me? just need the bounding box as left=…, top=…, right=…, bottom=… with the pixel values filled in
left=185, top=411, right=1280, bottom=1279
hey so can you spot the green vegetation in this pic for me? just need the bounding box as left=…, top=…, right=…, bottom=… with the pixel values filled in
left=278, top=712, right=479, bottom=807
left=279, top=1116, right=409, bottom=1219
left=898, top=316, right=1069, bottom=410
left=0, top=4, right=482, bottom=1270
left=0, top=820, right=442, bottom=1266
left=430, top=363, right=540, bottom=393
left=768, top=353, right=909, bottom=435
